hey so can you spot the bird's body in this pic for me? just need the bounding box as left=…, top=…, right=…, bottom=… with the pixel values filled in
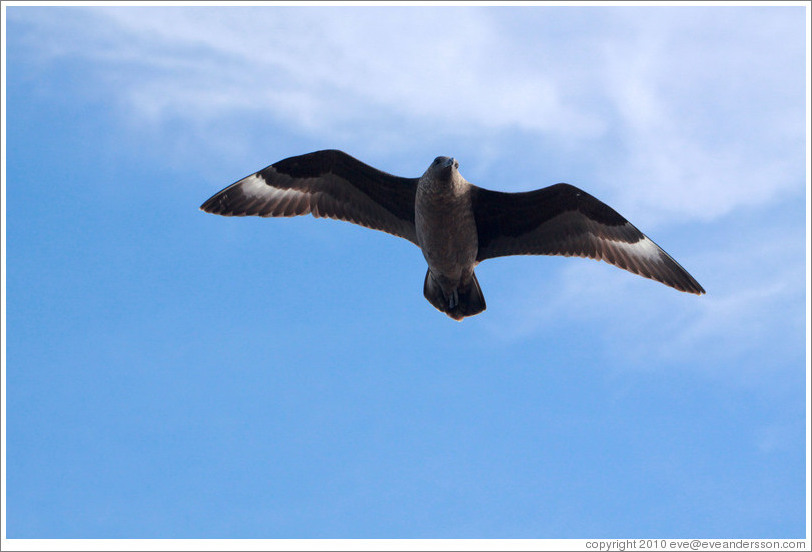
left=201, top=149, right=704, bottom=320
left=415, top=157, right=484, bottom=319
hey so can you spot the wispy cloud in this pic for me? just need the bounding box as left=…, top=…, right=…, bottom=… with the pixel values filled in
left=596, top=8, right=806, bottom=227
left=480, top=201, right=806, bottom=388
left=9, top=6, right=804, bottom=227
left=93, top=7, right=602, bottom=136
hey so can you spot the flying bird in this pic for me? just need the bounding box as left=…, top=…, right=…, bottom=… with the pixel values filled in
left=200, top=149, right=705, bottom=320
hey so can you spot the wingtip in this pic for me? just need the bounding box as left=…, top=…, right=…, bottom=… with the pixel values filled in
left=681, top=280, right=706, bottom=296
left=686, top=275, right=706, bottom=296
left=199, top=198, right=218, bottom=214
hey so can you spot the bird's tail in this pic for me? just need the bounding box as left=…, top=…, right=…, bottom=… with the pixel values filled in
left=423, top=269, right=486, bottom=321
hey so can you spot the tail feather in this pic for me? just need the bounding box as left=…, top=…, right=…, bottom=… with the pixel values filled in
left=423, top=270, right=486, bottom=321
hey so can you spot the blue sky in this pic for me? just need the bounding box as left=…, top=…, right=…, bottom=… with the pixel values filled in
left=3, top=4, right=808, bottom=541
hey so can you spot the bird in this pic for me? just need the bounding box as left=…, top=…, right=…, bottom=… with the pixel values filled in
left=200, top=149, right=705, bottom=320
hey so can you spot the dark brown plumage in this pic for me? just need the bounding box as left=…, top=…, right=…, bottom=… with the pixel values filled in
left=201, top=149, right=704, bottom=319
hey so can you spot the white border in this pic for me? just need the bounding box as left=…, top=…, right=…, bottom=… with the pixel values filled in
left=1, top=1, right=809, bottom=550
left=805, top=0, right=811, bottom=544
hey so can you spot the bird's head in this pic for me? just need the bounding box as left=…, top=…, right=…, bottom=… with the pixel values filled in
left=425, top=156, right=460, bottom=183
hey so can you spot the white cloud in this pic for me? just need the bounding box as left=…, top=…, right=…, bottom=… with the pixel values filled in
left=8, top=6, right=806, bottom=226
left=596, top=8, right=806, bottom=227
left=66, top=7, right=599, bottom=139
left=479, top=203, right=806, bottom=390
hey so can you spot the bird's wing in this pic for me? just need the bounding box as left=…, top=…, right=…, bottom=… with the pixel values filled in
left=472, top=183, right=705, bottom=294
left=200, top=150, right=420, bottom=245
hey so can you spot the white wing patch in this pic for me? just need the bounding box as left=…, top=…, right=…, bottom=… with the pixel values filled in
left=609, top=236, right=661, bottom=261
left=238, top=173, right=313, bottom=210
left=239, top=174, right=276, bottom=198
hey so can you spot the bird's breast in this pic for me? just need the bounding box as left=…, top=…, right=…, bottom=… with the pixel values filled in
left=415, top=187, right=478, bottom=277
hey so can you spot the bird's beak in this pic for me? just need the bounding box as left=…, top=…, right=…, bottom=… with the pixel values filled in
left=439, top=158, right=456, bottom=178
